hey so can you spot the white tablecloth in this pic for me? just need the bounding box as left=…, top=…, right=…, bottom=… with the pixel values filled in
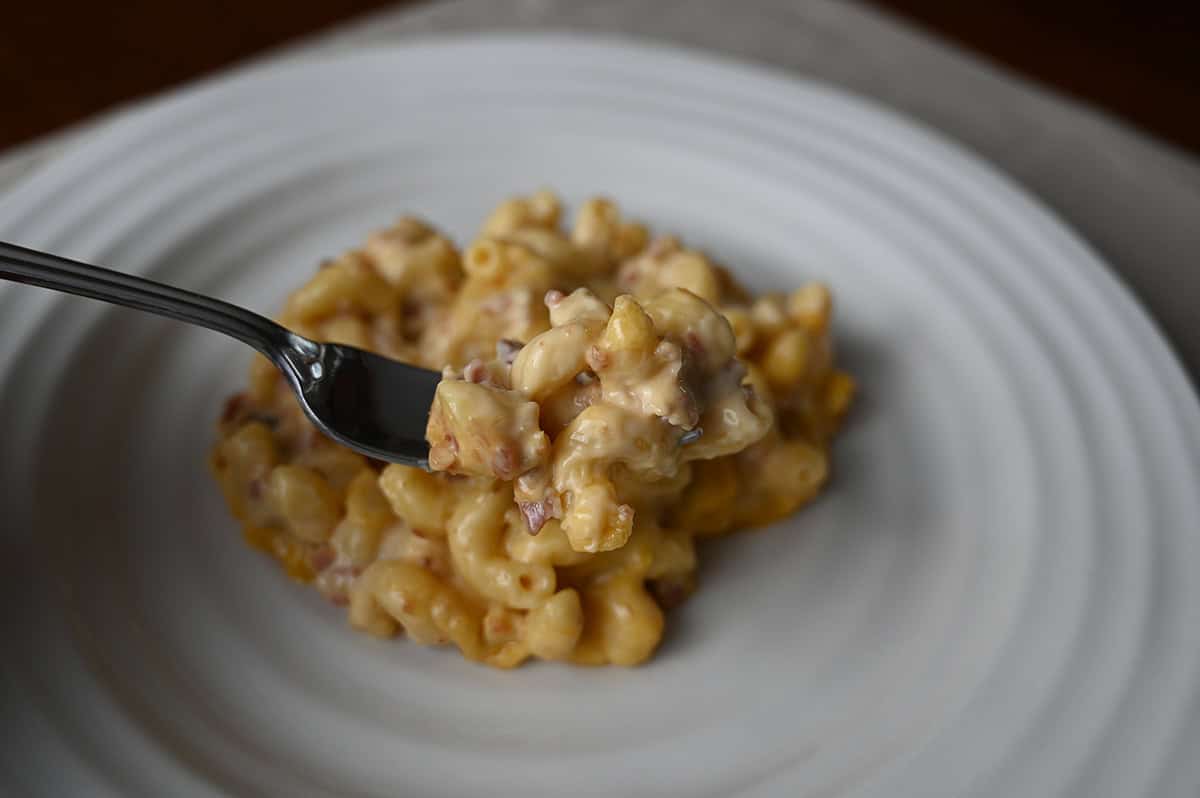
left=4, top=0, right=1197, bottom=379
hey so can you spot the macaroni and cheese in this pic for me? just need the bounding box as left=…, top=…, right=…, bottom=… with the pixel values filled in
left=210, top=192, right=854, bottom=667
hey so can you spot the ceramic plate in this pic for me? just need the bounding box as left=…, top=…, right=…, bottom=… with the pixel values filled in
left=1, top=35, right=1198, bottom=798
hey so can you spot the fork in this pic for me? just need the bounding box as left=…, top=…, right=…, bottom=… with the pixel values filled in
left=0, top=241, right=441, bottom=467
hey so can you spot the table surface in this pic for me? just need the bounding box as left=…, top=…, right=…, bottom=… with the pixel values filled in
left=3, top=0, right=1198, bottom=385
left=4, top=1, right=1198, bottom=155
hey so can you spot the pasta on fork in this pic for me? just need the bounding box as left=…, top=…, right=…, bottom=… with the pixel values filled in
left=210, top=191, right=854, bottom=667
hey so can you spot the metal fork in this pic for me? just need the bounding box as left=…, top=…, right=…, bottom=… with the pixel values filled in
left=0, top=241, right=440, bottom=467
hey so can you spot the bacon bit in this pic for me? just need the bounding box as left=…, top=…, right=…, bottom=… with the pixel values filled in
left=463, top=358, right=488, bottom=384
left=310, top=545, right=336, bottom=572
left=248, top=479, right=264, bottom=500
left=544, top=289, right=565, bottom=308
left=486, top=614, right=513, bottom=636
left=649, top=578, right=691, bottom=610
left=496, top=338, right=524, bottom=364
left=519, top=500, right=552, bottom=535
left=586, top=345, right=610, bottom=371
left=221, top=393, right=248, bottom=423
left=684, top=331, right=705, bottom=357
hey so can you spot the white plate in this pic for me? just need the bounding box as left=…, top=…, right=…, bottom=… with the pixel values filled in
left=1, top=35, right=1198, bottom=798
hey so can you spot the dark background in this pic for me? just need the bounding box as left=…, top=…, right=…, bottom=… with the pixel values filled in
left=3, top=0, right=1198, bottom=154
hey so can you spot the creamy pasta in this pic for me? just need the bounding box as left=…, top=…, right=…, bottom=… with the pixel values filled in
left=210, top=191, right=854, bottom=667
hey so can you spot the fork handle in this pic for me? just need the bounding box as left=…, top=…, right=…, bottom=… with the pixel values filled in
left=0, top=240, right=307, bottom=363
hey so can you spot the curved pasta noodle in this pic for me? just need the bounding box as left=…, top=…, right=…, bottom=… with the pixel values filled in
left=446, top=487, right=557, bottom=609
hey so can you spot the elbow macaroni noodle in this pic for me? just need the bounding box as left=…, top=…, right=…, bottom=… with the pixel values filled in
left=210, top=191, right=855, bottom=668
